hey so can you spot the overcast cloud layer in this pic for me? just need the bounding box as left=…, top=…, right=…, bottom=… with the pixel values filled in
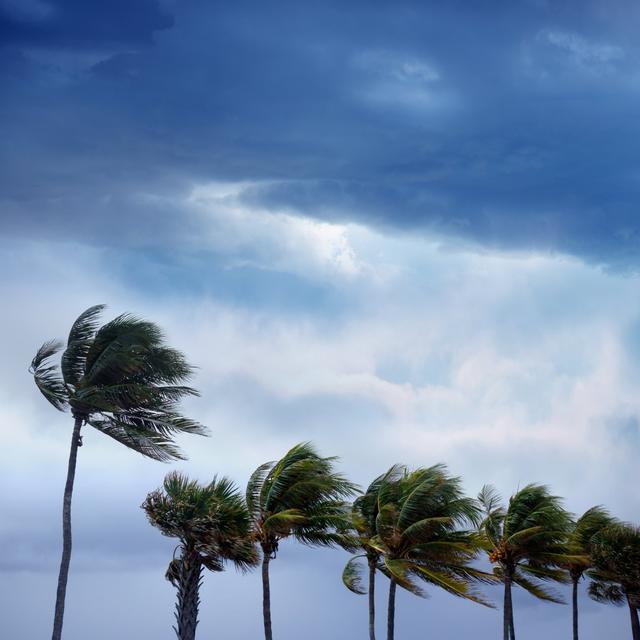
left=2, top=1, right=640, bottom=639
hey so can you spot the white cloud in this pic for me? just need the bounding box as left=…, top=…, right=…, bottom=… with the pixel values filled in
left=166, top=181, right=372, bottom=281
left=541, top=30, right=624, bottom=66
left=350, top=49, right=453, bottom=112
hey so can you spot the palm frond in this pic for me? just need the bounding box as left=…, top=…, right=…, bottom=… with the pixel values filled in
left=513, top=572, right=565, bottom=604
left=61, top=304, right=105, bottom=386
left=30, top=340, right=68, bottom=411
left=588, top=579, right=626, bottom=606
left=342, top=556, right=368, bottom=595
left=88, top=416, right=184, bottom=461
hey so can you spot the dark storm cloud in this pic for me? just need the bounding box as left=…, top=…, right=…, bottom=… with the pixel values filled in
left=2, top=0, right=640, bottom=267
left=0, top=0, right=173, bottom=48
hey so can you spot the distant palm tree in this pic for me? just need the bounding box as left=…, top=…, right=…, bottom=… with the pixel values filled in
left=478, top=484, right=573, bottom=640
left=143, top=472, right=258, bottom=640
left=342, top=465, right=404, bottom=640
left=564, top=507, right=615, bottom=640
left=246, top=442, right=358, bottom=640
left=588, top=523, right=640, bottom=640
left=29, top=305, right=206, bottom=640
left=373, top=465, right=494, bottom=640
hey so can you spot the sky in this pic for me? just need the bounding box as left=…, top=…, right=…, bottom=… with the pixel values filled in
left=1, top=0, right=640, bottom=638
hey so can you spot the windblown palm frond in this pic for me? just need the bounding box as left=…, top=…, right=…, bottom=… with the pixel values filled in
left=30, top=340, right=67, bottom=411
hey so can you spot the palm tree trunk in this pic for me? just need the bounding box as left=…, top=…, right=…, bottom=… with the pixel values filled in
left=262, top=548, right=273, bottom=640
left=173, top=551, right=202, bottom=640
left=503, top=572, right=515, bottom=640
left=387, top=578, right=396, bottom=640
left=628, top=597, right=640, bottom=640
left=368, top=557, right=376, bottom=640
left=510, top=595, right=516, bottom=640
left=572, top=577, right=579, bottom=640
left=51, top=416, right=82, bottom=640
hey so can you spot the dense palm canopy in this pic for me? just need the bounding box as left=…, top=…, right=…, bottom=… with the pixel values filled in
left=30, top=304, right=206, bottom=460
left=31, top=305, right=206, bottom=640
left=373, top=465, right=494, bottom=640
left=478, top=484, right=573, bottom=640
left=565, top=507, right=616, bottom=640
left=247, top=442, right=358, bottom=640
left=247, top=442, right=358, bottom=554
left=588, top=523, right=640, bottom=640
left=342, top=465, right=404, bottom=640
left=143, top=472, right=258, bottom=640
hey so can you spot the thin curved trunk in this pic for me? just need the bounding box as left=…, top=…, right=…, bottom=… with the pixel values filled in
left=510, top=591, right=515, bottom=640
left=387, top=579, right=396, bottom=640
left=572, top=577, right=579, bottom=640
left=628, top=597, right=640, bottom=640
left=368, top=557, right=376, bottom=640
left=262, top=548, right=273, bottom=640
left=173, top=550, right=202, bottom=640
left=503, top=571, right=515, bottom=640
left=51, top=416, right=82, bottom=640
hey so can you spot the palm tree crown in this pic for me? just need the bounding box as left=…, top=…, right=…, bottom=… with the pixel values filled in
left=30, top=305, right=206, bottom=460
left=479, top=483, right=572, bottom=603
left=588, top=523, right=640, bottom=640
left=567, top=507, right=615, bottom=580
left=373, top=464, right=493, bottom=604
left=247, top=442, right=358, bottom=555
left=143, top=471, right=258, bottom=573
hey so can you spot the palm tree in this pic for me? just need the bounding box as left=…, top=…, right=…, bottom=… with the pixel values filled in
left=29, top=305, right=206, bottom=640
left=478, top=484, right=573, bottom=640
left=142, top=472, right=258, bottom=640
left=372, top=465, right=494, bottom=640
left=246, top=442, right=358, bottom=640
left=342, top=465, right=404, bottom=640
left=588, top=523, right=640, bottom=640
left=564, top=507, right=615, bottom=640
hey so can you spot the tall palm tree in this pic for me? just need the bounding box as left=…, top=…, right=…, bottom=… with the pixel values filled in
left=564, top=507, right=615, bottom=640
left=143, top=472, right=258, bottom=640
left=372, top=465, right=494, bottom=640
left=29, top=305, right=206, bottom=640
left=478, top=484, right=573, bottom=640
left=588, top=523, right=640, bottom=640
left=342, top=465, right=404, bottom=640
left=246, top=442, right=358, bottom=640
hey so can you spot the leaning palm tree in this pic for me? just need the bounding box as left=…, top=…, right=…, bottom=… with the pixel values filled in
left=478, top=484, right=573, bottom=640
left=588, top=523, right=640, bottom=640
left=342, top=465, right=404, bottom=640
left=564, top=507, right=615, bottom=640
left=373, top=465, right=495, bottom=640
left=246, top=442, right=358, bottom=640
left=29, top=305, right=206, bottom=640
left=143, top=472, right=258, bottom=640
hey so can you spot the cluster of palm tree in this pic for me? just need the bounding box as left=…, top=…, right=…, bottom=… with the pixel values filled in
left=32, top=306, right=640, bottom=640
